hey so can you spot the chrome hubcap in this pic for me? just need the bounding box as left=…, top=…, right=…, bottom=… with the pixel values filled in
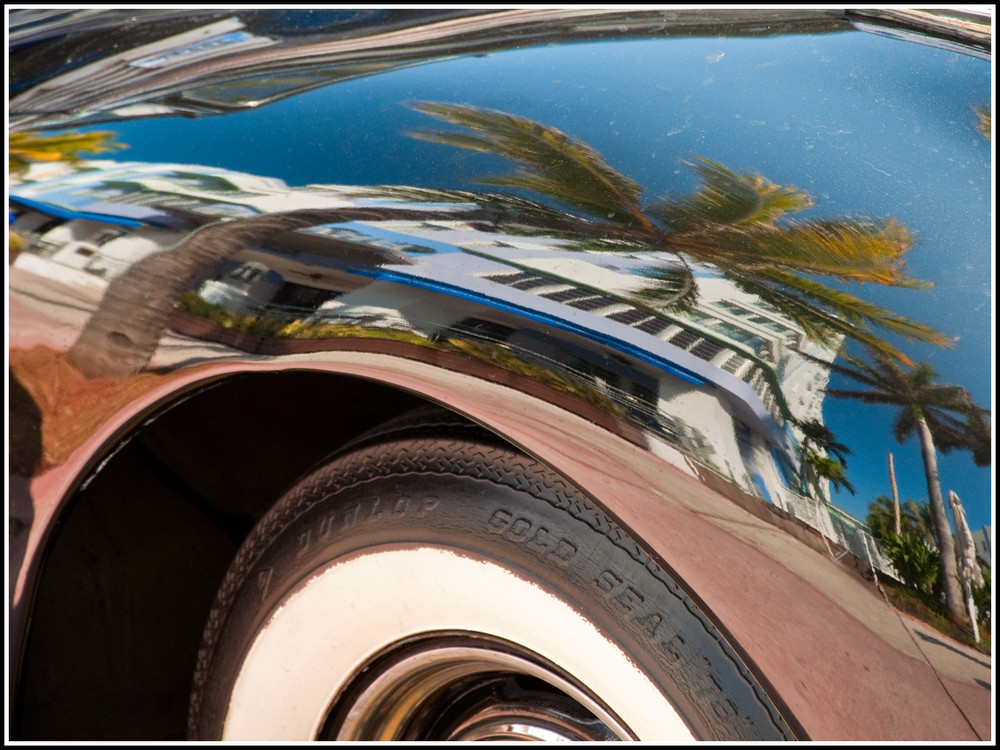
left=323, top=635, right=631, bottom=741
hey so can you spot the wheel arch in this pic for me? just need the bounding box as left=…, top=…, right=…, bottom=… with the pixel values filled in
left=12, top=353, right=802, bottom=740
left=13, top=365, right=437, bottom=739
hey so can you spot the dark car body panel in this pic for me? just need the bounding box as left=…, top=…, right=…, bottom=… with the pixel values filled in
left=7, top=7, right=992, bottom=741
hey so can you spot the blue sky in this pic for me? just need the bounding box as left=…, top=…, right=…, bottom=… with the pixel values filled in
left=81, top=29, right=993, bottom=531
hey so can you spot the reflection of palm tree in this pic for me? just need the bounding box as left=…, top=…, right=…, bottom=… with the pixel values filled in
left=410, top=102, right=656, bottom=231
left=409, top=102, right=950, bottom=363
left=911, top=497, right=938, bottom=549
left=803, top=453, right=854, bottom=498
left=64, top=184, right=639, bottom=379
left=9, top=130, right=124, bottom=176
left=66, top=206, right=482, bottom=378
left=792, top=418, right=853, bottom=499
left=973, top=105, right=990, bottom=139
left=67, top=101, right=950, bottom=381
left=866, top=494, right=936, bottom=547
left=819, top=351, right=991, bottom=619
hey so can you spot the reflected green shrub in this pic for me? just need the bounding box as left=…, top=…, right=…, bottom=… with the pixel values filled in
left=176, top=292, right=427, bottom=344
left=441, top=337, right=626, bottom=416
left=882, top=532, right=940, bottom=595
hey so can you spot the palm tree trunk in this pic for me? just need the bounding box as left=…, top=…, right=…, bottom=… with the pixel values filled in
left=915, top=414, right=964, bottom=619
left=888, top=452, right=901, bottom=535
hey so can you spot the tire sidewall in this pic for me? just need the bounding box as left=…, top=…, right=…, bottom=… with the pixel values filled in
left=191, top=445, right=793, bottom=741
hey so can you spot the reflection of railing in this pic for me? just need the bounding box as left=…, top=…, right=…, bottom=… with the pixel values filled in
left=457, top=317, right=894, bottom=581
left=237, top=301, right=416, bottom=332
left=203, top=301, right=707, bottom=456
left=438, top=326, right=715, bottom=462
left=771, top=484, right=897, bottom=579
left=246, top=301, right=330, bottom=322
left=22, top=235, right=62, bottom=259
left=828, top=505, right=898, bottom=580
left=254, top=304, right=412, bottom=334
left=175, top=293, right=413, bottom=339
left=178, top=294, right=896, bottom=581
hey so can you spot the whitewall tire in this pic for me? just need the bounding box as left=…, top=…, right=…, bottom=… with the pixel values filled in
left=188, top=413, right=796, bottom=741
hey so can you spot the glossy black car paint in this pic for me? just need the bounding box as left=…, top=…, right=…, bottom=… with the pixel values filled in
left=7, top=7, right=992, bottom=742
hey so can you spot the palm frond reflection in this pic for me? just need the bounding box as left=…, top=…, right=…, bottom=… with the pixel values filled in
left=410, top=101, right=950, bottom=364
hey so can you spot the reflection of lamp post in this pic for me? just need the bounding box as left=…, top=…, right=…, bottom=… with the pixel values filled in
left=948, top=490, right=983, bottom=643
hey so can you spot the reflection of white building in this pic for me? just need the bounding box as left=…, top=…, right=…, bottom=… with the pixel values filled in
left=198, top=261, right=284, bottom=315
left=376, top=217, right=837, bottom=504
left=10, top=160, right=838, bottom=511
left=972, top=526, right=992, bottom=569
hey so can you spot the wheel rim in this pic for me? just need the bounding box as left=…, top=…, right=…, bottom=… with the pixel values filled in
left=323, top=635, right=629, bottom=741
left=217, top=548, right=695, bottom=740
